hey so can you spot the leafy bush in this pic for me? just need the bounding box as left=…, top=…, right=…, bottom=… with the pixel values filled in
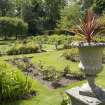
left=9, top=58, right=28, bottom=70
left=63, top=48, right=79, bottom=62
left=61, top=94, right=70, bottom=105
left=0, top=17, right=28, bottom=39
left=102, top=49, right=105, bottom=64
left=42, top=66, right=61, bottom=81
left=0, top=60, right=34, bottom=101
left=93, top=36, right=105, bottom=42
left=63, top=36, right=74, bottom=49
left=7, top=42, right=40, bottom=55
left=62, top=65, right=84, bottom=80
left=29, top=35, right=74, bottom=50
left=72, top=35, right=84, bottom=42
left=95, top=14, right=105, bottom=36
left=63, top=65, right=71, bottom=77
left=47, top=35, right=66, bottom=44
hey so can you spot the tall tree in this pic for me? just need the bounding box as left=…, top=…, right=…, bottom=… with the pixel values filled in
left=0, top=0, right=15, bottom=16
left=78, top=0, right=94, bottom=11
left=93, top=0, right=105, bottom=14
left=44, top=0, right=66, bottom=29
left=57, top=4, right=81, bottom=30
left=13, top=0, right=32, bottom=18
left=22, top=0, right=66, bottom=34
left=21, top=0, right=45, bottom=34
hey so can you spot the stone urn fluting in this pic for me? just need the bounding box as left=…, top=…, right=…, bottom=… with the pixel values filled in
left=73, top=42, right=105, bottom=100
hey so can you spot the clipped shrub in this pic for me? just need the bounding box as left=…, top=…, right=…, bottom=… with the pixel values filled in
left=7, top=42, right=40, bottom=55
left=0, top=17, right=28, bottom=39
left=0, top=60, right=35, bottom=101
left=63, top=48, right=79, bottom=62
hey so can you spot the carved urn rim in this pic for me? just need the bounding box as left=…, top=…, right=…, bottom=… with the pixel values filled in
left=71, top=41, right=105, bottom=48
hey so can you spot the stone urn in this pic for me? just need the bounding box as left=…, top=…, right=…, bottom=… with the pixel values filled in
left=73, top=42, right=105, bottom=100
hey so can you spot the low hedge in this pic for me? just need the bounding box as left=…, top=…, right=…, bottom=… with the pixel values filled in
left=63, top=48, right=79, bottom=62
left=7, top=42, right=40, bottom=55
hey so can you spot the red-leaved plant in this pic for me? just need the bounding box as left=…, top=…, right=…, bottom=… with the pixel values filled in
left=78, top=10, right=96, bottom=43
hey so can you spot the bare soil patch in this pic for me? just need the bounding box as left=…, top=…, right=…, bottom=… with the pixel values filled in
left=7, top=57, right=84, bottom=89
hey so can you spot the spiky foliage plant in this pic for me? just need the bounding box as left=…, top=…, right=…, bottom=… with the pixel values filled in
left=78, top=10, right=96, bottom=43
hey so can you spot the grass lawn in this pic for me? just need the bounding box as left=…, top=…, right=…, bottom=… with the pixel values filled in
left=1, top=49, right=105, bottom=105
left=31, top=50, right=80, bottom=73
left=1, top=50, right=80, bottom=73
left=2, top=69, right=105, bottom=105
left=2, top=80, right=84, bottom=105
left=0, top=50, right=83, bottom=105
left=96, top=67, right=105, bottom=88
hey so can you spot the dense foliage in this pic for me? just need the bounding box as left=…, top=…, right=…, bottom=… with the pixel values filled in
left=1, top=1, right=105, bottom=105
left=7, top=41, right=40, bottom=55
left=57, top=4, right=81, bottom=30
left=63, top=48, right=79, bottom=62
left=95, top=14, right=105, bottom=36
left=0, top=60, right=34, bottom=101
left=93, top=0, right=105, bottom=14
left=77, top=10, right=96, bottom=43
left=0, top=17, right=28, bottom=39
left=0, top=0, right=105, bottom=35
left=0, top=0, right=15, bottom=16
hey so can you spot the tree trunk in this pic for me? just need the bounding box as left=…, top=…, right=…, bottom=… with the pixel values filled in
left=4, top=35, right=8, bottom=40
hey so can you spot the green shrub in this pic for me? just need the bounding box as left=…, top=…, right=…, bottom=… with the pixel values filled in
left=95, top=14, right=105, bottom=36
left=26, top=35, right=74, bottom=46
left=63, top=35, right=85, bottom=49
left=10, top=58, right=27, bottom=70
left=63, top=65, right=71, bottom=77
left=102, top=49, right=105, bottom=64
left=42, top=66, right=61, bottom=81
left=61, top=94, right=70, bottom=105
left=63, top=48, right=79, bottom=62
left=93, top=36, right=105, bottom=42
left=7, top=42, right=40, bottom=55
left=63, top=36, right=74, bottom=49
left=0, top=17, right=28, bottom=39
left=0, top=60, right=34, bottom=100
left=72, top=35, right=84, bottom=42
left=47, top=34, right=66, bottom=45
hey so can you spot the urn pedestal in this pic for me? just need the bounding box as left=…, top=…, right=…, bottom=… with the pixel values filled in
left=66, top=42, right=105, bottom=105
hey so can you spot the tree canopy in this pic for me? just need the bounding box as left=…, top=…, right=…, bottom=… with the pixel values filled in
left=57, top=4, right=81, bottom=30
left=0, top=0, right=105, bottom=35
